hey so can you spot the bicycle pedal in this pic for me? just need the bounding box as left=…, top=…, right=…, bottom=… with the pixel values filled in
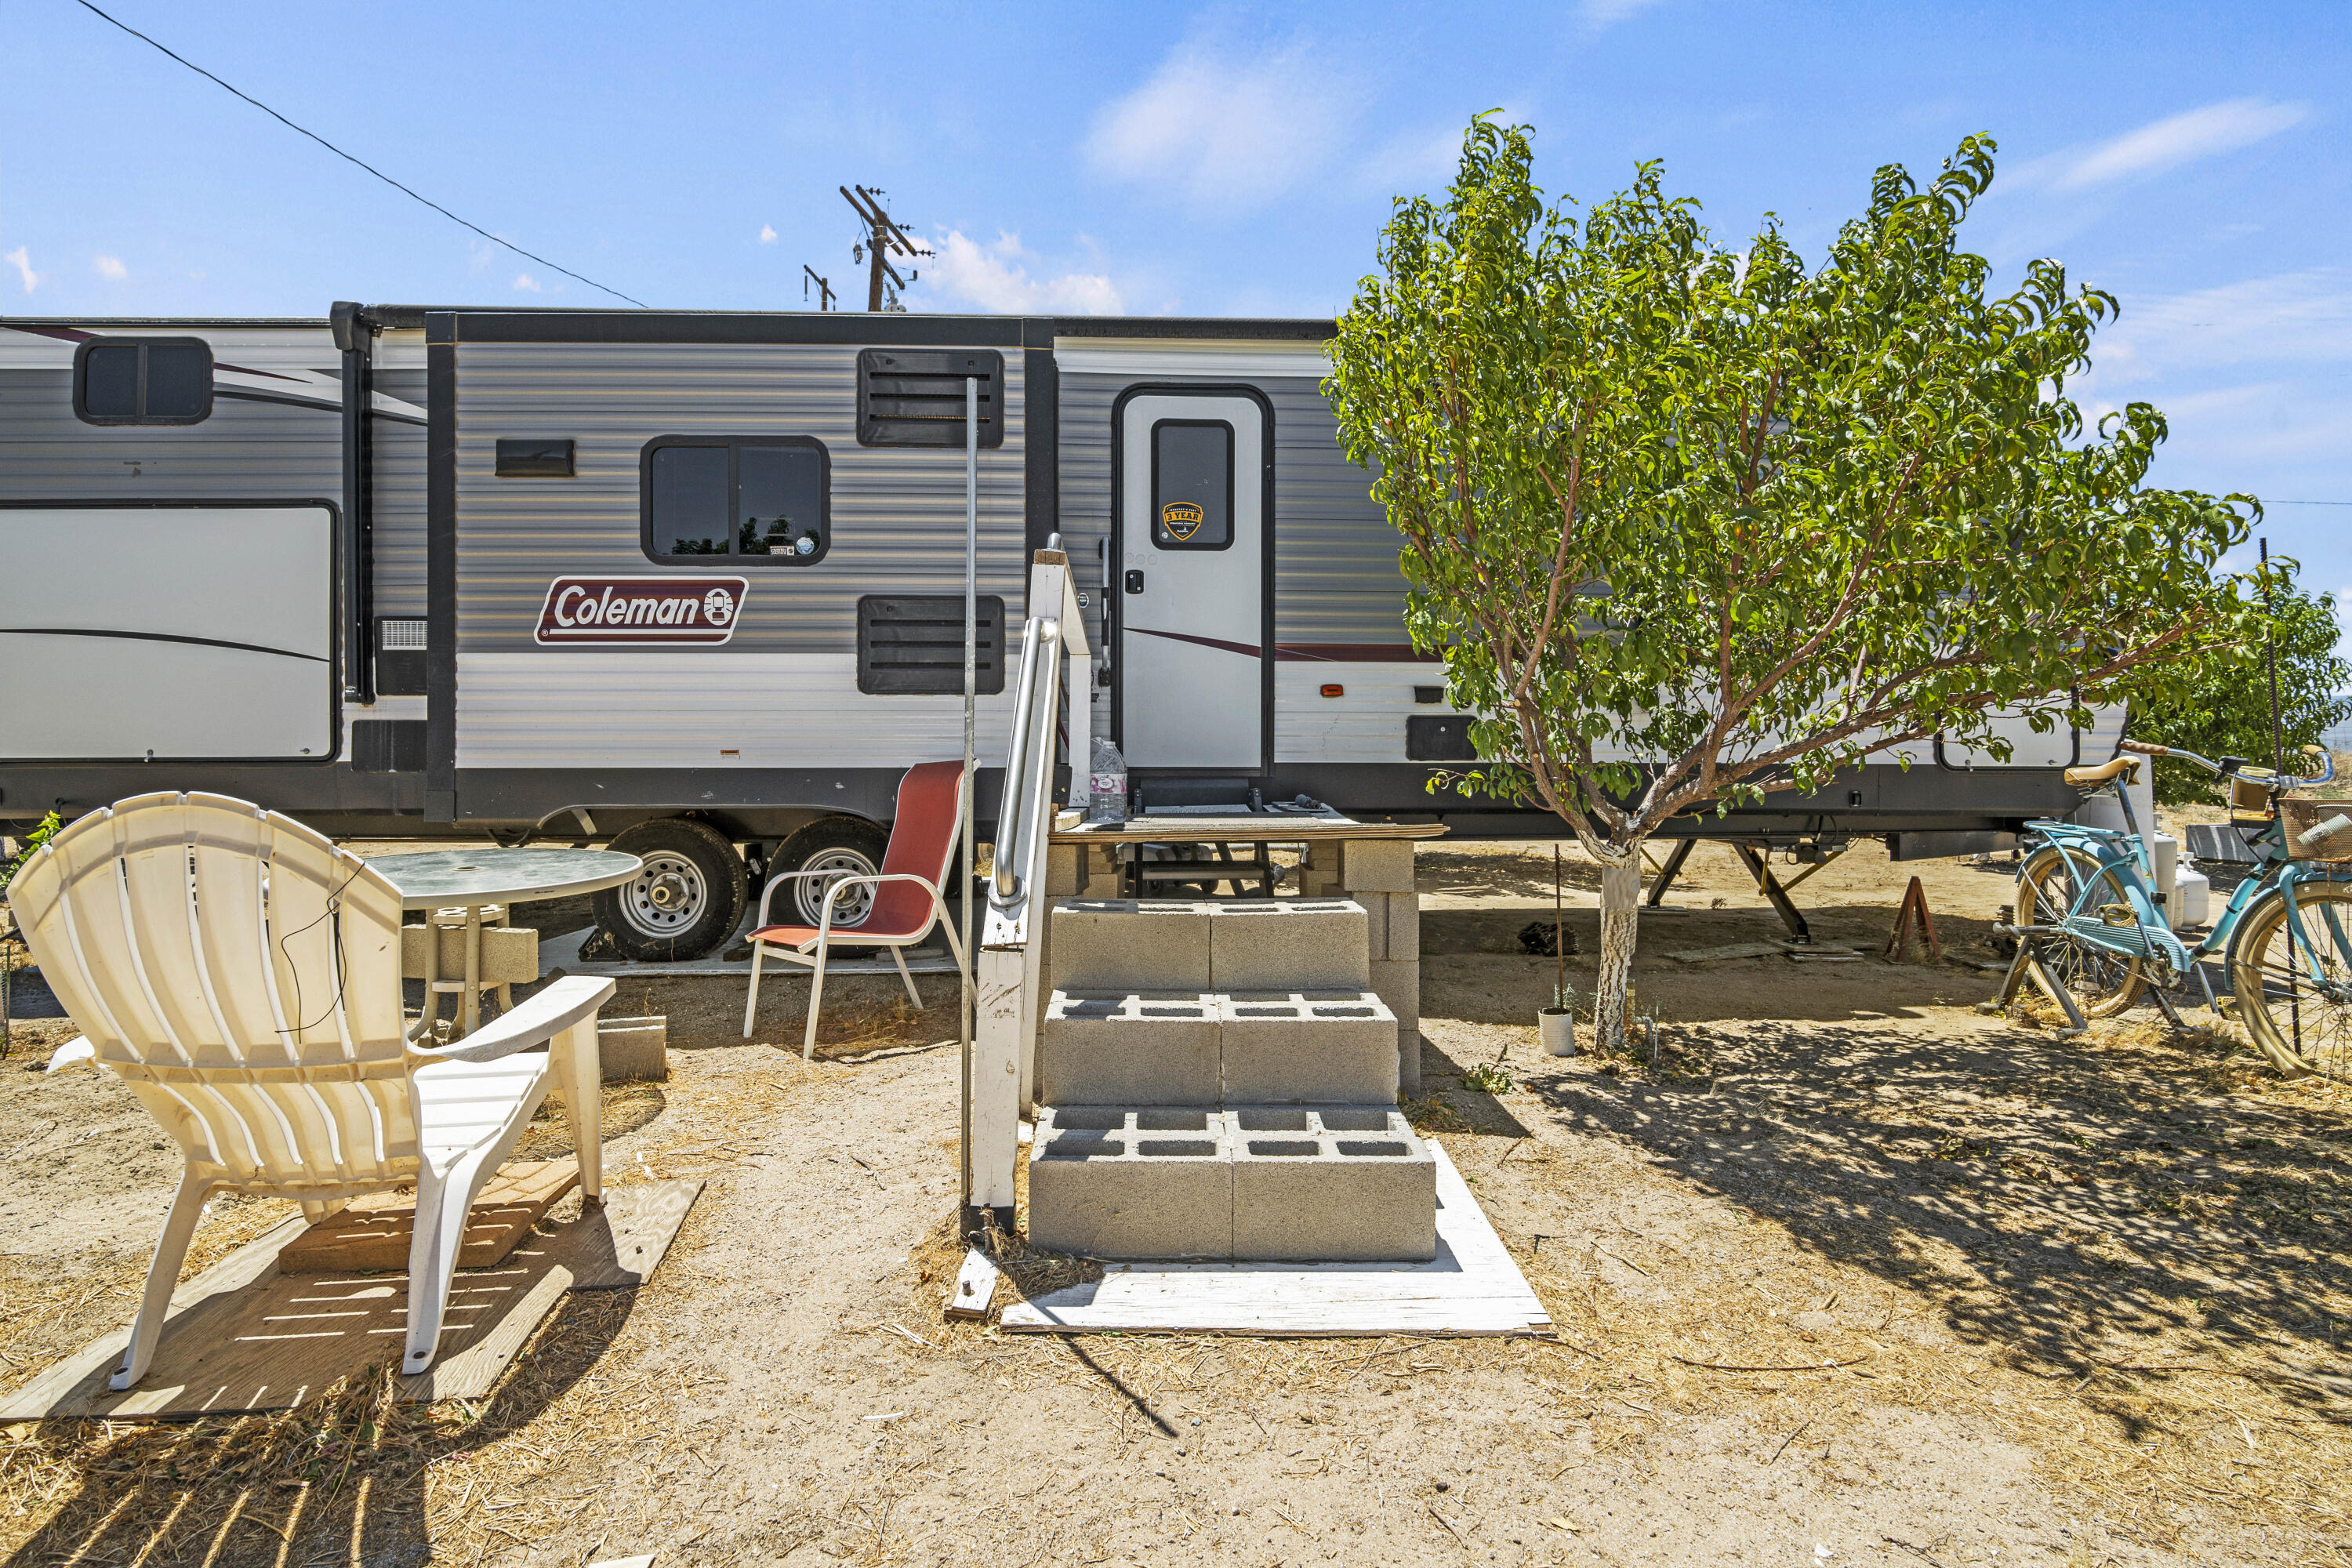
left=2098, top=904, right=2137, bottom=927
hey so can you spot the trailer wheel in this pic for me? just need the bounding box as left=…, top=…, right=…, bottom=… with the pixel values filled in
left=593, top=818, right=749, bottom=962
left=768, top=818, right=891, bottom=928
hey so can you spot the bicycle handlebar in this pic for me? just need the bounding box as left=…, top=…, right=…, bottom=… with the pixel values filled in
left=2111, top=738, right=2335, bottom=789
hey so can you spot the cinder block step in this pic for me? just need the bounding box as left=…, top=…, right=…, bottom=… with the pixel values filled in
left=1219, top=992, right=1398, bottom=1104
left=1036, top=991, right=1220, bottom=1105
left=1229, top=1106, right=1436, bottom=1261
left=1048, top=898, right=1370, bottom=993
left=1027, top=1106, right=1232, bottom=1260
left=1025, top=1106, right=1437, bottom=1263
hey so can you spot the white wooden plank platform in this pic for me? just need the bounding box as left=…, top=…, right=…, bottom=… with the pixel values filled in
left=2, top=1179, right=702, bottom=1419
left=999, top=1143, right=1552, bottom=1338
left=542, top=927, right=961, bottom=980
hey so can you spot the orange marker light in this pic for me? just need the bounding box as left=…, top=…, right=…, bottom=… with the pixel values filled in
left=1320, top=684, right=1345, bottom=698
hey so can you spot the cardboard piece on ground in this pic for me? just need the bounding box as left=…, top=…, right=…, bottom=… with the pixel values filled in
left=277, top=1159, right=579, bottom=1274
left=0, top=1179, right=703, bottom=1420
left=999, top=1143, right=1551, bottom=1338
left=1665, top=942, right=1788, bottom=964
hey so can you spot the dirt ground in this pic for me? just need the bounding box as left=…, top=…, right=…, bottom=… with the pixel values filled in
left=2, top=835, right=2349, bottom=1567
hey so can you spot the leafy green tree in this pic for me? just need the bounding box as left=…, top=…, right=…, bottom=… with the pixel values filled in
left=1327, top=118, right=2265, bottom=1052
left=2125, top=569, right=2350, bottom=801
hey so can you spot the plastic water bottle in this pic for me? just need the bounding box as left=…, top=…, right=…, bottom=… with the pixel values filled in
left=1089, top=736, right=1129, bottom=824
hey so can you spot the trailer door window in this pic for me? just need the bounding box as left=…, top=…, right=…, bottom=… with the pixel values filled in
left=1149, top=419, right=1233, bottom=550
left=641, top=436, right=829, bottom=564
left=74, top=337, right=213, bottom=425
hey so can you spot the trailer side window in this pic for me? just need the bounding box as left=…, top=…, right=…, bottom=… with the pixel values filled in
left=1149, top=419, right=1233, bottom=550
left=640, top=436, right=829, bottom=565
left=74, top=337, right=212, bottom=426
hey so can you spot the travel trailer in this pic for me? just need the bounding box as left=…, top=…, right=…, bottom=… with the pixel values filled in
left=0, top=306, right=2111, bottom=958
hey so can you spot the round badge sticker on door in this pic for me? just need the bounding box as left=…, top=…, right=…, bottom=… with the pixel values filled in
left=1160, top=501, right=1204, bottom=542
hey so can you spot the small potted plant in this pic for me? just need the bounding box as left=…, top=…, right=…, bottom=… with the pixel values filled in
left=1540, top=980, right=1577, bottom=1057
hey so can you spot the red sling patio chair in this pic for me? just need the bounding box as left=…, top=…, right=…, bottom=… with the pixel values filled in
left=741, top=760, right=971, bottom=1057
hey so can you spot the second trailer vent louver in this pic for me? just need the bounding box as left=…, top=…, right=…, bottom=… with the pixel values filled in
left=857, top=349, right=1005, bottom=448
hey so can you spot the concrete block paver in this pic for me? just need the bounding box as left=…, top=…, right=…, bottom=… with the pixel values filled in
left=1218, top=991, right=1399, bottom=1104
left=1228, top=1106, right=1437, bottom=1261
left=1341, top=840, right=1416, bottom=894
left=1205, top=899, right=1370, bottom=990
left=1037, top=990, right=1220, bottom=1105
left=1028, top=1105, right=1233, bottom=1259
left=1049, top=899, right=1214, bottom=991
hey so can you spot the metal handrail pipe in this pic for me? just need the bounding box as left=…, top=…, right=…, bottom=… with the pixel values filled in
left=991, top=616, right=1061, bottom=903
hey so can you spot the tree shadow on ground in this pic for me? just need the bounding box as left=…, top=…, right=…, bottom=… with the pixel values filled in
left=1513, top=1018, right=2352, bottom=1428
left=2, top=1285, right=639, bottom=1568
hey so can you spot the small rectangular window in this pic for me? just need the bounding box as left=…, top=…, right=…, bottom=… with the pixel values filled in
left=74, top=337, right=212, bottom=425
left=857, top=348, right=1004, bottom=448
left=495, top=437, right=575, bottom=477
left=1150, top=419, right=1233, bottom=550
left=641, top=436, right=829, bottom=565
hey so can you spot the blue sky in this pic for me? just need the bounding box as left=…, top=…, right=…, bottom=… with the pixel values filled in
left=5, top=0, right=2348, bottom=642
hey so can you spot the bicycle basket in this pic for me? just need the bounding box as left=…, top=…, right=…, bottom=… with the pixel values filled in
left=2279, top=797, right=2352, bottom=862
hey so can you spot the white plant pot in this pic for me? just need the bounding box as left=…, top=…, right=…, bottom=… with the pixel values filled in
left=1539, top=1007, right=1577, bottom=1057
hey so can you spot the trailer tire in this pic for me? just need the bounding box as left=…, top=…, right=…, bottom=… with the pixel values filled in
left=768, top=818, right=891, bottom=928
left=593, top=818, right=749, bottom=963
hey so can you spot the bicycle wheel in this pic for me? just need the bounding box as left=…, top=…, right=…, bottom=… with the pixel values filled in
left=2016, top=847, right=2146, bottom=1018
left=2227, top=880, right=2352, bottom=1080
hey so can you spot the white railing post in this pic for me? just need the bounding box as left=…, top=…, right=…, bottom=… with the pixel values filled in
left=969, top=548, right=1091, bottom=1221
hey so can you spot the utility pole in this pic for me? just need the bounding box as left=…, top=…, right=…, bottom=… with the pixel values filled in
left=840, top=184, right=932, bottom=311
left=801, top=265, right=835, bottom=311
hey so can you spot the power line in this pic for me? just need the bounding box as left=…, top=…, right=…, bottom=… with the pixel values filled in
left=2268, top=499, right=2352, bottom=506
left=72, top=0, right=648, bottom=308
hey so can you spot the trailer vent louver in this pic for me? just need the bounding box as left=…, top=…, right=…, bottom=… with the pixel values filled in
left=857, top=349, right=1005, bottom=448
left=858, top=595, right=1007, bottom=695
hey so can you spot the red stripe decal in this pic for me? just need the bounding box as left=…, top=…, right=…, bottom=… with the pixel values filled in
left=1127, top=626, right=1261, bottom=659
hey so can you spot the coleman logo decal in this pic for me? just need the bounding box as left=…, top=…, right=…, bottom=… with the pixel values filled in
left=1160, top=501, right=1205, bottom=541
left=534, top=576, right=748, bottom=645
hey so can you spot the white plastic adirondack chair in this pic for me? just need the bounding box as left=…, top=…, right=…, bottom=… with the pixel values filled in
left=4, top=792, right=616, bottom=1388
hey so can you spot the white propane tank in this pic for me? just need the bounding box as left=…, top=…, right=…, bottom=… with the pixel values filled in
left=2151, top=832, right=2180, bottom=927
left=2174, top=864, right=2212, bottom=927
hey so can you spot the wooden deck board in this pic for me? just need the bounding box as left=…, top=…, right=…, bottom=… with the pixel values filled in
left=277, top=1159, right=580, bottom=1274
left=2, top=1179, right=703, bottom=1420
left=998, top=1144, right=1552, bottom=1338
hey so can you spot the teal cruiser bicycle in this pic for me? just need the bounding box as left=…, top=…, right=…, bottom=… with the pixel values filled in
left=1998, top=737, right=2352, bottom=1080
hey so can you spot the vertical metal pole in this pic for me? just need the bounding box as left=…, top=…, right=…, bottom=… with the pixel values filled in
left=2262, top=537, right=2285, bottom=775
left=959, top=375, right=978, bottom=1227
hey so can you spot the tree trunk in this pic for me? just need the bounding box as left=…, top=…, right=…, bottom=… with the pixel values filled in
left=1591, top=846, right=1645, bottom=1054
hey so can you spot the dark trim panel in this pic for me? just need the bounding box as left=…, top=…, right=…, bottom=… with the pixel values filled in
left=450, top=767, right=1007, bottom=832
left=1022, top=347, right=1058, bottom=559
left=1051, top=316, right=1335, bottom=342
left=339, top=309, right=376, bottom=702
left=443, top=311, right=1029, bottom=347
left=425, top=314, right=458, bottom=822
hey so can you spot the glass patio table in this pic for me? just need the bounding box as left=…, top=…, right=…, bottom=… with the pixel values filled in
left=368, top=848, right=642, bottom=1040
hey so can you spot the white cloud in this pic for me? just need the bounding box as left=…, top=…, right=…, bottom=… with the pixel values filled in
left=93, top=253, right=127, bottom=281
left=1581, top=0, right=1666, bottom=27
left=513, top=272, right=543, bottom=292
left=1087, top=36, right=1353, bottom=212
left=1353, top=122, right=1465, bottom=196
left=3, top=246, right=38, bottom=293
left=2037, top=98, right=2309, bottom=192
left=917, top=230, right=1123, bottom=315
left=2085, top=267, right=2352, bottom=390
left=759, top=224, right=778, bottom=245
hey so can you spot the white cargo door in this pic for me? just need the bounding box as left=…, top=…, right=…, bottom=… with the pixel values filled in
left=0, top=504, right=336, bottom=760
left=1116, top=391, right=1267, bottom=770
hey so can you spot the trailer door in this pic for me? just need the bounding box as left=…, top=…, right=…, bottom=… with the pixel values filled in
left=0, top=503, right=336, bottom=762
left=1114, top=390, right=1269, bottom=771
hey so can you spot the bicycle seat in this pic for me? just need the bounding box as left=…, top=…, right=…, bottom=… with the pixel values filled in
left=2063, top=755, right=2140, bottom=787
